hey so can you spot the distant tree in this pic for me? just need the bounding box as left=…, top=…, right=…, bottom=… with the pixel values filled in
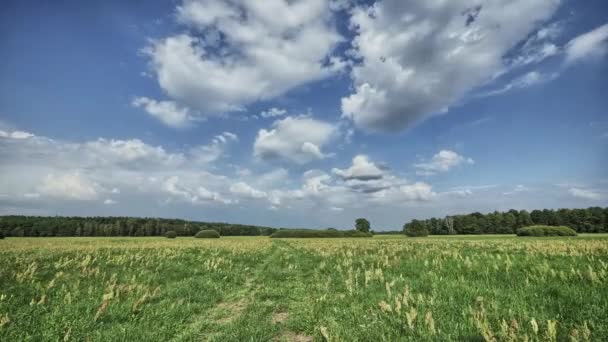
left=404, top=220, right=429, bottom=237
left=0, top=231, right=4, bottom=239
left=501, top=213, right=517, bottom=234
left=518, top=210, right=533, bottom=227
left=165, top=230, right=177, bottom=239
left=444, top=216, right=455, bottom=235
left=355, top=218, right=371, bottom=233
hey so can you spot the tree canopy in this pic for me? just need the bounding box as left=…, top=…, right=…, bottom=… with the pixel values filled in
left=355, top=218, right=371, bottom=233
left=403, top=207, right=607, bottom=235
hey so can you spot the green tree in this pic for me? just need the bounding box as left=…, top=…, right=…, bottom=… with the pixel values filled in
left=404, top=220, right=429, bottom=237
left=518, top=210, right=533, bottom=227
left=355, top=218, right=371, bottom=233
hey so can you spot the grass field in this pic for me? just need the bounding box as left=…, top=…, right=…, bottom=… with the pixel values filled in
left=1, top=235, right=607, bottom=341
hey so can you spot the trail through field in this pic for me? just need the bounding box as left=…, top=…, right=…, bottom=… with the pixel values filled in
left=187, top=240, right=317, bottom=341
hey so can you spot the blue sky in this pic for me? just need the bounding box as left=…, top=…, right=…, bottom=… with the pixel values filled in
left=1, top=0, right=607, bottom=230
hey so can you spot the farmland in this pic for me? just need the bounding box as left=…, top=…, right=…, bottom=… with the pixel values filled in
left=1, top=235, right=607, bottom=341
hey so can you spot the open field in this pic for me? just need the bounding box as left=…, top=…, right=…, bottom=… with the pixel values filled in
left=1, top=235, right=608, bottom=341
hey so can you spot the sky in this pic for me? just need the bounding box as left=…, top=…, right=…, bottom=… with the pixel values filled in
left=0, top=0, right=607, bottom=230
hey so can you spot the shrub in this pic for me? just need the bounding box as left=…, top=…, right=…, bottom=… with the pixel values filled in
left=342, top=230, right=373, bottom=238
left=195, top=230, right=220, bottom=238
left=165, top=230, right=177, bottom=239
left=270, top=229, right=372, bottom=238
left=0, top=231, right=4, bottom=239
left=516, top=225, right=577, bottom=237
left=404, top=219, right=429, bottom=237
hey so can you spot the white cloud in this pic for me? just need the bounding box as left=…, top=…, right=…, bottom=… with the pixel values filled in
left=503, top=184, right=530, bottom=195
left=189, top=132, right=238, bottom=164
left=371, top=182, right=436, bottom=203
left=254, top=116, right=337, bottom=164
left=104, top=199, right=118, bottom=205
left=38, top=172, right=99, bottom=201
left=132, top=97, right=197, bottom=128
left=142, top=0, right=344, bottom=118
left=0, top=128, right=244, bottom=208
left=85, top=138, right=184, bottom=167
left=480, top=71, right=558, bottom=97
left=341, top=0, right=560, bottom=132
left=162, top=176, right=233, bottom=205
left=0, top=130, right=35, bottom=139
left=507, top=21, right=564, bottom=68
left=260, top=107, right=287, bottom=118
left=569, top=187, right=601, bottom=200
left=332, top=155, right=384, bottom=181
left=415, top=150, right=474, bottom=176
left=565, top=23, right=608, bottom=64
left=230, top=181, right=267, bottom=199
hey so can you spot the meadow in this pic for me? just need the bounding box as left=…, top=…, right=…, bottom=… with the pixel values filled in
left=1, top=235, right=607, bottom=341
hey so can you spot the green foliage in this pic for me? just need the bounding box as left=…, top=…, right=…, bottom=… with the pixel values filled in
left=0, top=231, right=4, bottom=239
left=403, top=219, right=429, bottom=237
left=195, top=229, right=220, bottom=238
left=403, top=206, right=607, bottom=235
left=516, top=225, right=577, bottom=237
left=0, top=215, right=276, bottom=237
left=270, top=229, right=372, bottom=238
left=355, top=218, right=371, bottom=233
left=165, top=230, right=177, bottom=239
left=342, top=230, right=373, bottom=238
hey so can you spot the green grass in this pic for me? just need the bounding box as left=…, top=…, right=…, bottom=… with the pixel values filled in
left=1, top=235, right=607, bottom=341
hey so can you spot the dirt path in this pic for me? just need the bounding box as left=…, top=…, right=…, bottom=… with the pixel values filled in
left=175, top=240, right=321, bottom=341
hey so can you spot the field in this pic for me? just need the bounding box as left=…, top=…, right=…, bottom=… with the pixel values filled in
left=1, top=235, right=607, bottom=341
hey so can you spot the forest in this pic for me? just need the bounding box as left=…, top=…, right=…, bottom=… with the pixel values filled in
left=0, top=216, right=276, bottom=237
left=0, top=206, right=606, bottom=237
left=403, top=206, right=608, bottom=234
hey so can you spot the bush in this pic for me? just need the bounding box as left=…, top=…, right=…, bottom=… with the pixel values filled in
left=165, top=230, right=177, bottom=239
left=404, top=219, right=429, bottom=237
left=0, top=231, right=4, bottom=239
left=270, top=229, right=372, bottom=238
left=342, top=230, right=373, bottom=238
left=195, top=230, right=220, bottom=238
left=516, top=225, right=577, bottom=237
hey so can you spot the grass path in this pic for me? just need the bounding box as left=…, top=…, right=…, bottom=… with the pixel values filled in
left=195, top=240, right=320, bottom=341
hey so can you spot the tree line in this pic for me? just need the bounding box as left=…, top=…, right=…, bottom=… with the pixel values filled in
left=0, top=216, right=277, bottom=237
left=1, top=206, right=606, bottom=238
left=403, top=207, right=608, bottom=235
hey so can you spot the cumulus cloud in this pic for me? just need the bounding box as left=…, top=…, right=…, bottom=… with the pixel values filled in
left=142, top=0, right=344, bottom=119
left=565, top=23, right=608, bottom=64
left=0, top=130, right=34, bottom=139
left=230, top=181, right=267, bottom=199
left=569, top=187, right=601, bottom=200
left=162, top=176, right=233, bottom=205
left=84, top=138, right=184, bottom=168
left=371, top=182, right=436, bottom=203
left=0, top=128, right=238, bottom=206
left=332, top=155, right=385, bottom=181
left=189, top=131, right=238, bottom=164
left=260, top=107, right=287, bottom=118
left=341, top=0, right=560, bottom=132
left=132, top=97, right=198, bottom=128
left=38, top=172, right=99, bottom=201
left=415, top=150, right=474, bottom=176
left=254, top=116, right=337, bottom=164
